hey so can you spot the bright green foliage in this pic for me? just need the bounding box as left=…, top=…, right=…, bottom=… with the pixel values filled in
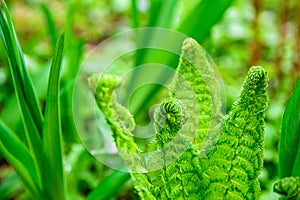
left=274, top=176, right=300, bottom=200
left=88, top=73, right=156, bottom=199
left=201, top=66, right=268, bottom=199
left=0, top=2, right=66, bottom=199
left=145, top=99, right=202, bottom=199
left=88, top=74, right=137, bottom=154
left=140, top=38, right=223, bottom=199
left=170, top=38, right=223, bottom=150
left=91, top=39, right=268, bottom=199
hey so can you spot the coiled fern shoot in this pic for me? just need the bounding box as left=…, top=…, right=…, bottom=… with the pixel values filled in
left=89, top=38, right=269, bottom=199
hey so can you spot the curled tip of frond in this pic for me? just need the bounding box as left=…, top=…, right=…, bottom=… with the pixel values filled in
left=154, top=99, right=186, bottom=134
left=88, top=73, right=120, bottom=92
left=181, top=38, right=204, bottom=59
left=182, top=38, right=198, bottom=49
left=273, top=176, right=300, bottom=198
left=245, top=66, right=268, bottom=89
left=235, top=66, right=269, bottom=112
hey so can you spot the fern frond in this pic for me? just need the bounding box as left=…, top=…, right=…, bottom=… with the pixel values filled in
left=141, top=37, right=224, bottom=199
left=90, top=38, right=268, bottom=200
left=143, top=98, right=201, bottom=199
left=170, top=38, right=223, bottom=150
left=201, top=66, right=269, bottom=199
left=88, top=73, right=156, bottom=199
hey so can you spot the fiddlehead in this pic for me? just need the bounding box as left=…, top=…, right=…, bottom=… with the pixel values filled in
left=274, top=176, right=300, bottom=200
left=145, top=98, right=202, bottom=199
left=170, top=38, right=223, bottom=150
left=143, top=38, right=223, bottom=199
left=151, top=99, right=186, bottom=148
left=89, top=38, right=268, bottom=200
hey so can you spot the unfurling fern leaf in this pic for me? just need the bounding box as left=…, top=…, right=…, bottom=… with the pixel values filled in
left=201, top=66, right=269, bottom=199
left=273, top=176, right=300, bottom=200
left=88, top=73, right=156, bottom=199
left=142, top=37, right=223, bottom=199
left=170, top=38, right=223, bottom=149
left=90, top=37, right=269, bottom=200
left=145, top=98, right=202, bottom=199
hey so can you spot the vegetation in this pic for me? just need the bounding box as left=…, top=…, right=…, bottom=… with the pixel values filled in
left=0, top=0, right=299, bottom=199
left=91, top=38, right=268, bottom=199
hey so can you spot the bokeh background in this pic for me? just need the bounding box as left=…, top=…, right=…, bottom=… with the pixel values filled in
left=0, top=0, right=299, bottom=199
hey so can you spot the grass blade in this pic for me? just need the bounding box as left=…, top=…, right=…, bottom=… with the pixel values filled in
left=0, top=120, right=43, bottom=198
left=41, top=34, right=66, bottom=200
left=177, top=0, right=234, bottom=43
left=59, top=0, right=84, bottom=143
left=130, top=0, right=139, bottom=28
left=279, top=78, right=300, bottom=178
left=135, top=0, right=178, bottom=66
left=1, top=1, right=43, bottom=133
left=40, top=3, right=58, bottom=48
left=0, top=2, right=44, bottom=186
left=130, top=0, right=233, bottom=122
left=87, top=170, right=130, bottom=200
left=0, top=22, right=7, bottom=51
left=293, top=142, right=300, bottom=177
left=148, top=0, right=178, bottom=28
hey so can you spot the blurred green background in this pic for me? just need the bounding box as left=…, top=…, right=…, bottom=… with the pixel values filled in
left=0, top=0, right=299, bottom=199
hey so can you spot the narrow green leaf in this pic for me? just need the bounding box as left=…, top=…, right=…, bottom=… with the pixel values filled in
left=135, top=0, right=178, bottom=66
left=40, top=3, right=58, bottom=49
left=293, top=146, right=300, bottom=177
left=87, top=170, right=130, bottom=200
left=279, top=78, right=300, bottom=178
left=0, top=22, right=7, bottom=51
left=131, top=0, right=139, bottom=28
left=130, top=0, right=233, bottom=122
left=0, top=120, right=44, bottom=199
left=1, top=1, right=43, bottom=133
left=0, top=3, right=43, bottom=186
left=59, top=0, right=84, bottom=143
left=42, top=34, right=66, bottom=200
left=148, top=0, right=178, bottom=28
left=177, top=0, right=234, bottom=43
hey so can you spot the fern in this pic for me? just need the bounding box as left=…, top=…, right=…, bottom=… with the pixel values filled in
left=274, top=177, right=300, bottom=200
left=201, top=66, right=268, bottom=199
left=88, top=73, right=155, bottom=199
left=89, top=38, right=269, bottom=199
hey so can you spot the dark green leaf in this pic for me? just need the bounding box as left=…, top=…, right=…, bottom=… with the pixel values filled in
left=0, top=2, right=43, bottom=185
left=131, top=0, right=139, bottom=28
left=1, top=1, right=43, bottom=133
left=0, top=120, right=44, bottom=198
left=279, top=78, right=300, bottom=178
left=177, top=0, right=234, bottom=43
left=130, top=0, right=233, bottom=121
left=41, top=34, right=66, bottom=200
left=87, top=170, right=130, bottom=200
left=40, top=3, right=57, bottom=48
left=59, top=0, right=84, bottom=143
left=148, top=0, right=178, bottom=28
